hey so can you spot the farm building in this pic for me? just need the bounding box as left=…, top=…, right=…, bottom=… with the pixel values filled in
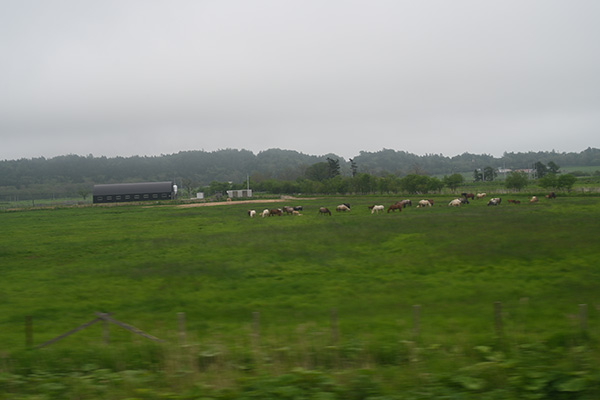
left=93, top=181, right=176, bottom=204
left=226, top=189, right=252, bottom=198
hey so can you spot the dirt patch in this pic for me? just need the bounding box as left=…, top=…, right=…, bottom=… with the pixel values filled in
left=175, top=196, right=318, bottom=208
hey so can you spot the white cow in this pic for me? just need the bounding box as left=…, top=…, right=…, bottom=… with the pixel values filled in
left=448, top=198, right=462, bottom=207
left=261, top=209, right=270, bottom=218
left=248, top=210, right=256, bottom=218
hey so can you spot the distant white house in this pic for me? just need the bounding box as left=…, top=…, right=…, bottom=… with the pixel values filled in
left=196, top=192, right=205, bottom=199
left=227, top=189, right=252, bottom=198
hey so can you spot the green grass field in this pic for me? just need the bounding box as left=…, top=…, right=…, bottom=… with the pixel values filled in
left=1, top=194, right=599, bottom=398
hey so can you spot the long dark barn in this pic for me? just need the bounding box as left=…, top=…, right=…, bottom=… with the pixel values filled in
left=93, top=181, right=175, bottom=204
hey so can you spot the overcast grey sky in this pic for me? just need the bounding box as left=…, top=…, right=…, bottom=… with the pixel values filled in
left=1, top=1, right=599, bottom=161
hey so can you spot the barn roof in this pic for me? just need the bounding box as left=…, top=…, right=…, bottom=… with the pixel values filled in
left=93, top=181, right=173, bottom=196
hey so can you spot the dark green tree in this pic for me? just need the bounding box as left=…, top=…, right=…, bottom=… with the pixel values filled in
left=537, top=174, right=557, bottom=189
left=78, top=188, right=90, bottom=200
left=400, top=174, right=431, bottom=194
left=181, top=178, right=197, bottom=198
left=352, top=173, right=377, bottom=194
left=349, top=158, right=358, bottom=177
left=326, top=157, right=340, bottom=178
left=378, top=174, right=400, bottom=194
left=427, top=177, right=444, bottom=193
left=305, top=162, right=330, bottom=181
left=547, top=161, right=560, bottom=174
left=443, top=173, right=464, bottom=192
left=483, top=166, right=498, bottom=181
left=207, top=181, right=231, bottom=196
left=557, top=174, right=576, bottom=191
left=504, top=171, right=529, bottom=191
left=473, top=169, right=483, bottom=182
left=534, top=162, right=548, bottom=179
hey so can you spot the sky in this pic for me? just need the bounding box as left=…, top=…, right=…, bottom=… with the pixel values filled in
left=1, top=1, right=599, bottom=162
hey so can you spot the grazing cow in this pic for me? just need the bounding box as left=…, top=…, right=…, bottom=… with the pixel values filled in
left=476, top=193, right=486, bottom=199
left=371, top=205, right=385, bottom=214
left=487, top=198, right=501, bottom=206
left=292, top=210, right=302, bottom=216
left=461, top=193, right=475, bottom=200
left=530, top=196, right=539, bottom=203
left=545, top=192, right=556, bottom=199
left=269, top=208, right=283, bottom=216
left=459, top=198, right=470, bottom=205
left=318, top=207, right=332, bottom=216
left=336, top=204, right=351, bottom=212
left=507, top=199, right=521, bottom=204
left=417, top=199, right=432, bottom=208
left=293, top=206, right=303, bottom=211
left=261, top=209, right=270, bottom=218
left=248, top=210, right=256, bottom=218
left=449, top=198, right=462, bottom=207
left=387, top=204, right=403, bottom=213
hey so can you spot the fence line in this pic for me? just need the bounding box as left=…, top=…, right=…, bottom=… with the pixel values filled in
left=30, top=313, right=163, bottom=349
left=24, top=303, right=591, bottom=350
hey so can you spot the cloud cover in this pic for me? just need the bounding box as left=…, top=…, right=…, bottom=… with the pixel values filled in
left=1, top=0, right=599, bottom=161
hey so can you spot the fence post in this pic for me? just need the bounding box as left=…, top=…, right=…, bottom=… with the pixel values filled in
left=178, top=312, right=186, bottom=346
left=412, top=305, right=421, bottom=340
left=494, top=301, right=503, bottom=342
left=330, top=308, right=339, bottom=346
left=25, top=316, right=33, bottom=348
left=252, top=311, right=260, bottom=354
left=102, top=315, right=110, bottom=344
left=579, top=304, right=588, bottom=332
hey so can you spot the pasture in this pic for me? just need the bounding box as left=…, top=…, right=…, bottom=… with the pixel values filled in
left=1, top=194, right=600, bottom=398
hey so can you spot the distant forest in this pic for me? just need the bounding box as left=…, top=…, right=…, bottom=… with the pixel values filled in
left=1, top=147, right=599, bottom=198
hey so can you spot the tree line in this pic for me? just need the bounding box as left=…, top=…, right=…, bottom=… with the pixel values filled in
left=0, top=147, right=598, bottom=199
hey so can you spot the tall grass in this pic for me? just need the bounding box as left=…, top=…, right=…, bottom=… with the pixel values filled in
left=1, top=194, right=599, bottom=397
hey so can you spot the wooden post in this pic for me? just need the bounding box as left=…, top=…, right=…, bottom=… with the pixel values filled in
left=412, top=305, right=421, bottom=340
left=330, top=308, right=339, bottom=346
left=25, top=316, right=33, bottom=348
left=494, top=301, right=503, bottom=339
left=103, top=318, right=110, bottom=344
left=178, top=312, right=186, bottom=346
left=579, top=304, right=588, bottom=332
left=252, top=312, right=260, bottom=350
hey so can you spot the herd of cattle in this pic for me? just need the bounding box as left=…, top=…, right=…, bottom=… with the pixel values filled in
left=247, top=192, right=557, bottom=217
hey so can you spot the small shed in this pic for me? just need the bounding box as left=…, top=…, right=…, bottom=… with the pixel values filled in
left=226, top=189, right=252, bottom=198
left=93, top=181, right=175, bottom=204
